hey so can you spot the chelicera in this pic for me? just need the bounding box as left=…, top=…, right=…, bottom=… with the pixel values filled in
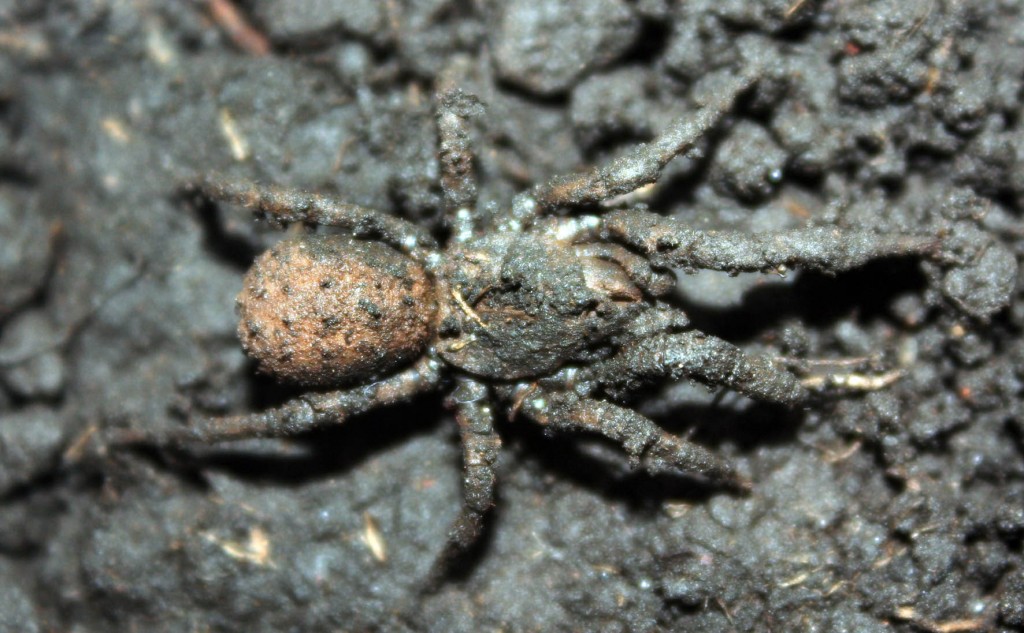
left=138, top=74, right=941, bottom=582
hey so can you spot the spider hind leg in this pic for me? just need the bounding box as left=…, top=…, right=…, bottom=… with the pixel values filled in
left=112, top=358, right=443, bottom=447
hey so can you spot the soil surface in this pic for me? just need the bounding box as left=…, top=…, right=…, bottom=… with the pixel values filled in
left=1, top=1, right=1023, bottom=631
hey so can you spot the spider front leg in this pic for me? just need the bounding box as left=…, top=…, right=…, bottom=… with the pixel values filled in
left=426, top=377, right=501, bottom=586
left=115, top=357, right=443, bottom=447
left=188, top=175, right=438, bottom=259
left=436, top=89, right=485, bottom=242
left=591, top=331, right=809, bottom=405
left=503, top=71, right=757, bottom=230
left=603, top=207, right=940, bottom=274
left=520, top=388, right=746, bottom=488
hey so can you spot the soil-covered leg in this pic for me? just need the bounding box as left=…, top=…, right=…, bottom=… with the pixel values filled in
left=592, top=331, right=809, bottom=405
left=520, top=388, right=745, bottom=488
left=436, top=89, right=485, bottom=242
left=503, top=72, right=756, bottom=230
left=114, top=357, right=443, bottom=447
left=425, top=377, right=501, bottom=587
left=603, top=207, right=939, bottom=273
left=188, top=175, right=438, bottom=257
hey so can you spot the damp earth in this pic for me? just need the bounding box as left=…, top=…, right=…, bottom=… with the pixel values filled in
left=1, top=1, right=1023, bottom=631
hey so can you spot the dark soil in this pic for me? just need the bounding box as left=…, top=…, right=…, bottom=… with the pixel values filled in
left=1, top=1, right=1023, bottom=631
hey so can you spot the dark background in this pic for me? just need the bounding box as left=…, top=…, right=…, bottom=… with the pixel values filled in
left=1, top=1, right=1023, bottom=631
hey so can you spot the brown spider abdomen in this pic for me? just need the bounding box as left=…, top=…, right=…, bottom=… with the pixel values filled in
left=236, top=234, right=436, bottom=386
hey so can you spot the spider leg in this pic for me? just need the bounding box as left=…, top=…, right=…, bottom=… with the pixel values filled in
left=115, top=357, right=443, bottom=447
left=503, top=71, right=757, bottom=231
left=425, top=377, right=500, bottom=587
left=435, top=89, right=485, bottom=242
left=188, top=175, right=438, bottom=259
left=520, top=388, right=746, bottom=488
left=603, top=207, right=939, bottom=274
left=590, top=332, right=809, bottom=405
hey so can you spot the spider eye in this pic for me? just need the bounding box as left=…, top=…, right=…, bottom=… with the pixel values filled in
left=236, top=235, right=436, bottom=386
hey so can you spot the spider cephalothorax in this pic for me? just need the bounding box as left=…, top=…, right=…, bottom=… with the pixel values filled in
left=137, top=78, right=950, bottom=584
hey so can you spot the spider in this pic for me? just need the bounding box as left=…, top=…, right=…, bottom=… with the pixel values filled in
left=130, top=73, right=940, bottom=583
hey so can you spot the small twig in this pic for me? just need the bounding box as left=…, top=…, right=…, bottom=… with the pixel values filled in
left=218, top=108, right=250, bottom=161
left=892, top=606, right=989, bottom=633
left=801, top=369, right=904, bottom=392
left=361, top=511, right=388, bottom=563
left=62, top=424, right=99, bottom=463
left=202, top=0, right=270, bottom=57
left=451, top=286, right=488, bottom=329
left=784, top=0, right=809, bottom=20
